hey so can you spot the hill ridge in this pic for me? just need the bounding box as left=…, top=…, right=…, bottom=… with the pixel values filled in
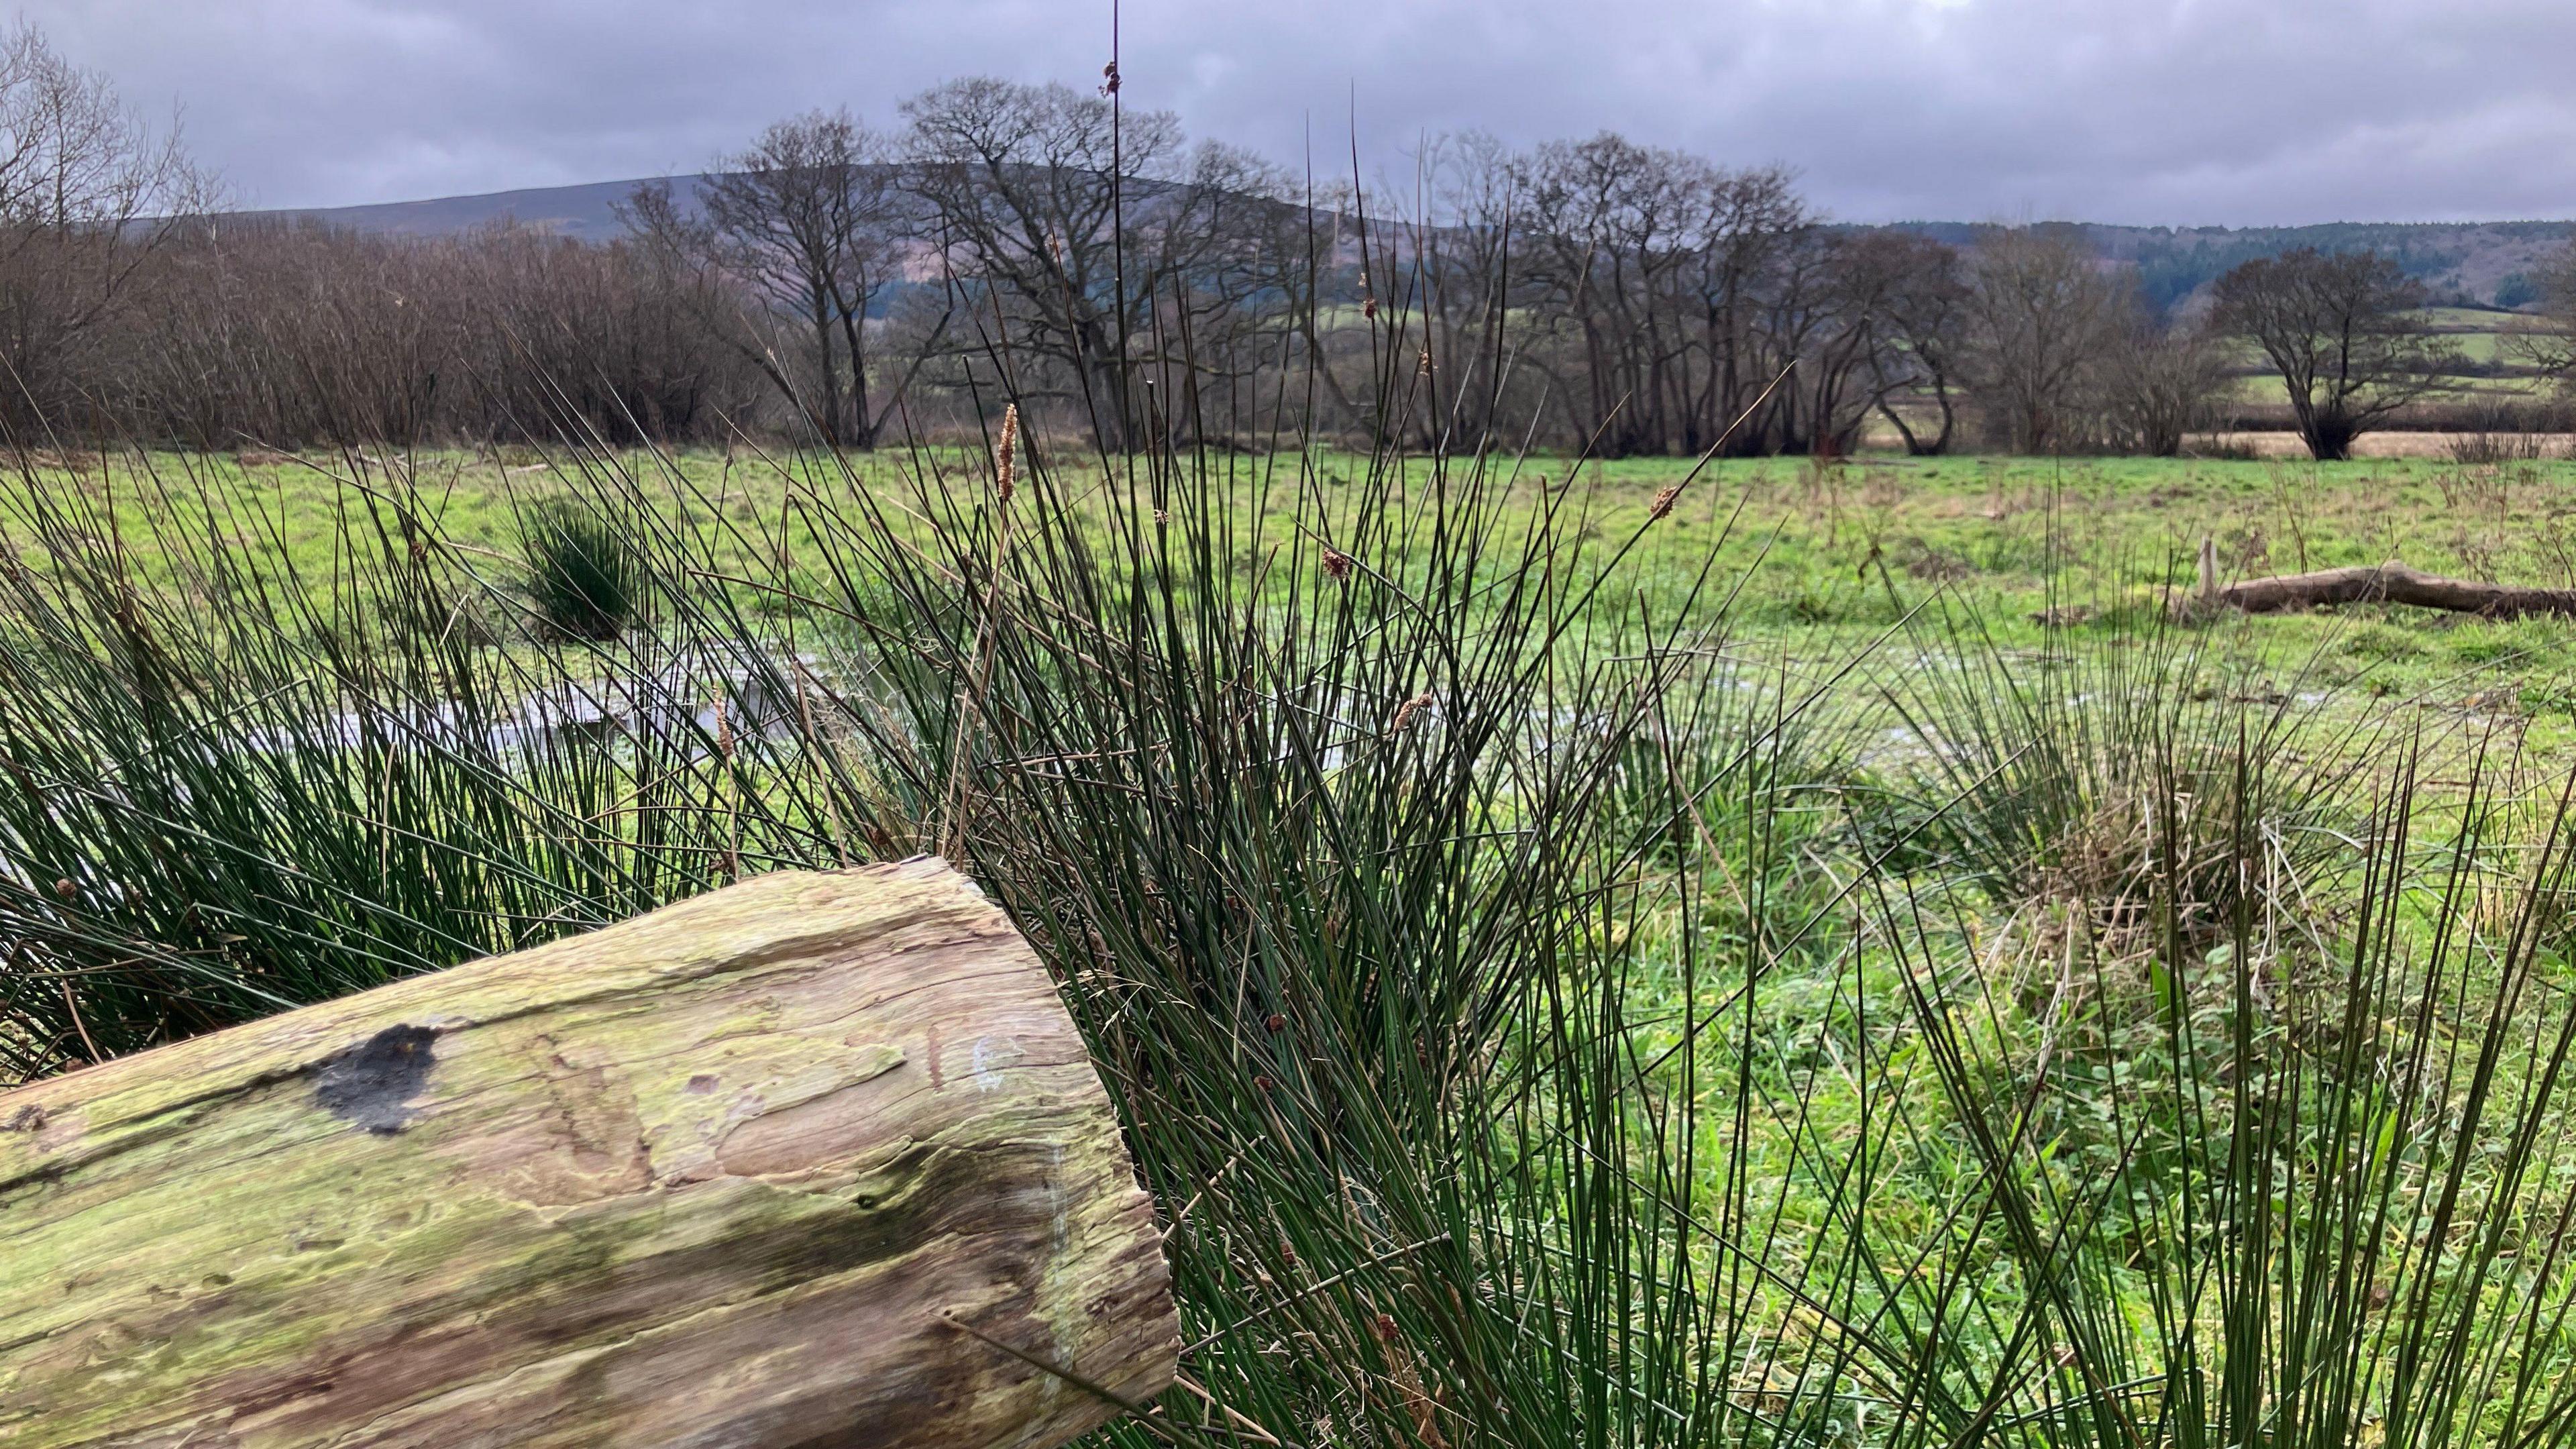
left=254, top=176, right=2576, bottom=309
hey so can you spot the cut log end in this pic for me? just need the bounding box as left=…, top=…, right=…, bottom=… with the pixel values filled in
left=0, top=859, right=1177, bottom=1449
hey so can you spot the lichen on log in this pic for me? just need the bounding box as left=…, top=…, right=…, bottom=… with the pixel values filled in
left=0, top=858, right=1177, bottom=1448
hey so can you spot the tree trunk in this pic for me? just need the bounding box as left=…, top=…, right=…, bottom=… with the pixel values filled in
left=1073, top=315, right=1131, bottom=454
left=2300, top=404, right=2359, bottom=462
left=1880, top=398, right=1925, bottom=455
left=812, top=311, right=845, bottom=447
left=841, top=304, right=875, bottom=450
left=2190, top=559, right=2576, bottom=619
left=0, top=859, right=1177, bottom=1449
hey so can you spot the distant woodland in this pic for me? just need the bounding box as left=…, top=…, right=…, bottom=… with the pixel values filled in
left=2, top=22, right=2570, bottom=459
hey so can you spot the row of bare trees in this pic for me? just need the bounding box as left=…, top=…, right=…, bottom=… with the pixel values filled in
left=117, top=219, right=758, bottom=447
left=0, top=16, right=2554, bottom=458
left=1387, top=140, right=2255, bottom=460
left=1381, top=138, right=2538, bottom=460
left=0, top=20, right=209, bottom=433
left=0, top=23, right=753, bottom=447
left=625, top=112, right=2557, bottom=463
left=623, top=80, right=1311, bottom=453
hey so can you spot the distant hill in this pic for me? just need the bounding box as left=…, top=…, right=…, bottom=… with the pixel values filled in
left=247, top=176, right=714, bottom=244
left=254, top=176, right=2575, bottom=310
left=1884, top=220, right=2575, bottom=311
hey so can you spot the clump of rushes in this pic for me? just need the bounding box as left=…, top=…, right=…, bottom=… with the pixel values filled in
left=0, top=446, right=811, bottom=1075
left=521, top=496, right=637, bottom=641
left=773, top=383, right=1892, bottom=1448
left=1878, top=598, right=2369, bottom=955
left=1852, top=743, right=2576, bottom=1449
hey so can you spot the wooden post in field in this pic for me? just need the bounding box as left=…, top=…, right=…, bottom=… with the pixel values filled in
left=0, top=859, right=1177, bottom=1448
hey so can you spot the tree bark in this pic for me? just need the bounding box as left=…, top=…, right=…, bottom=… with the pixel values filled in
left=2194, top=559, right=2576, bottom=619
left=0, top=858, right=1176, bottom=1449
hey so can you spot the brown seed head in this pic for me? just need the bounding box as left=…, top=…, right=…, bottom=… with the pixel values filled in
left=52, top=877, right=74, bottom=902
left=1391, top=690, right=1435, bottom=733
left=994, top=403, right=1020, bottom=502
left=1265, top=1012, right=1287, bottom=1034
left=1322, top=547, right=1352, bottom=582
left=1648, top=483, right=1683, bottom=521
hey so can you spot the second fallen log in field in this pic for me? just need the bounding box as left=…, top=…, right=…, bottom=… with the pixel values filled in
left=2196, top=559, right=2576, bottom=619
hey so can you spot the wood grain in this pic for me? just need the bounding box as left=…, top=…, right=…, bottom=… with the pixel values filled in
left=0, top=859, right=1176, bottom=1448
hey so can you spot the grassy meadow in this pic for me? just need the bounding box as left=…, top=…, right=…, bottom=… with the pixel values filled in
left=15, top=435, right=2576, bottom=1447
left=42, top=443, right=2576, bottom=724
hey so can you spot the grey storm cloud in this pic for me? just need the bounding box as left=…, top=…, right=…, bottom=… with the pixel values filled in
left=15, top=0, right=2575, bottom=225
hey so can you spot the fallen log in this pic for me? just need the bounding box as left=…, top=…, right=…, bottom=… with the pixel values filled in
left=2194, top=559, right=2576, bottom=619
left=0, top=859, right=1176, bottom=1449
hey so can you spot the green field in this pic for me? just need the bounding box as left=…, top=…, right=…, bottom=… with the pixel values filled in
left=15, top=441, right=2576, bottom=1446
left=46, top=445, right=2576, bottom=715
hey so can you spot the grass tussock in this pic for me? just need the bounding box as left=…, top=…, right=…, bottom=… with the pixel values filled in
left=1875, top=601, right=2374, bottom=958
left=521, top=495, right=641, bottom=640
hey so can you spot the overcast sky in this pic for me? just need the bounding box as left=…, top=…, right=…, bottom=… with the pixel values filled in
left=15, top=0, right=2573, bottom=227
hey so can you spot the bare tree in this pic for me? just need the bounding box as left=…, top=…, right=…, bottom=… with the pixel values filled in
left=1959, top=227, right=2129, bottom=454
left=2105, top=313, right=2230, bottom=457
left=2508, top=237, right=2576, bottom=382
left=0, top=21, right=211, bottom=429
left=2212, top=247, right=2455, bottom=461
left=1762, top=230, right=1911, bottom=455
left=1508, top=138, right=1825, bottom=457
left=623, top=112, right=939, bottom=449
left=1854, top=233, right=1970, bottom=455
left=900, top=77, right=1289, bottom=452
left=1514, top=134, right=1714, bottom=455
left=1685, top=166, right=1811, bottom=454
